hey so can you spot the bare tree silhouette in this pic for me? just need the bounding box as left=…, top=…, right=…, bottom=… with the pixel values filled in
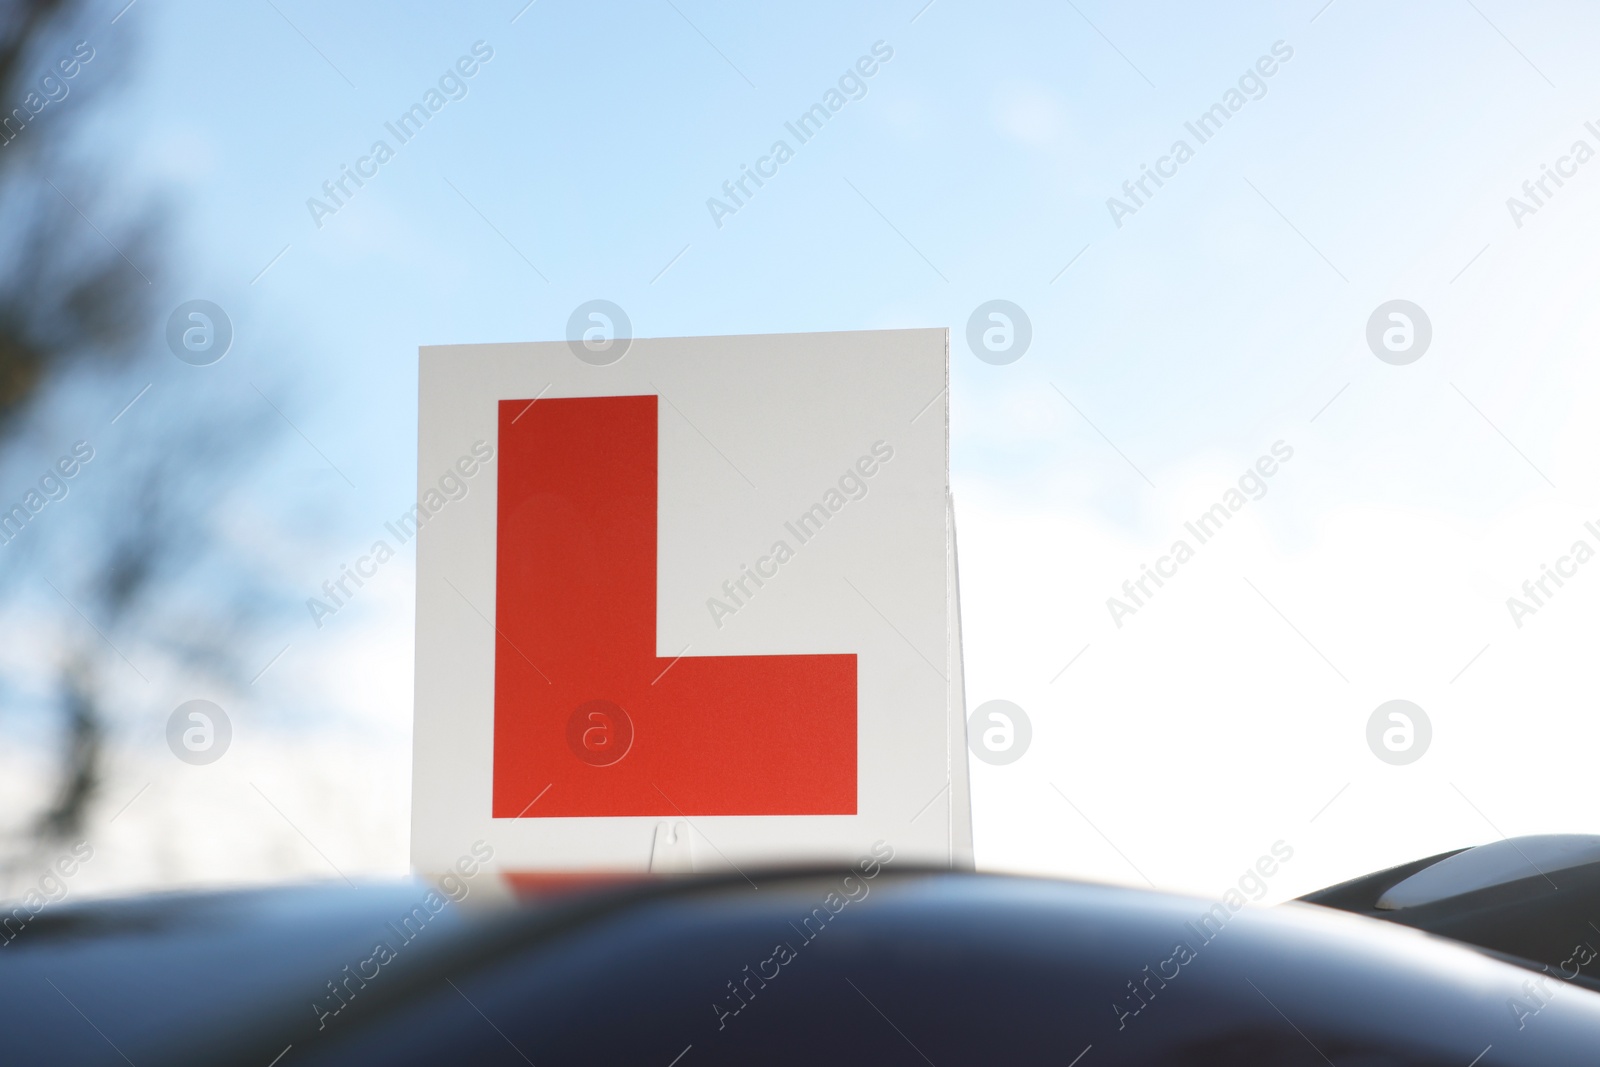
left=0, top=0, right=282, bottom=883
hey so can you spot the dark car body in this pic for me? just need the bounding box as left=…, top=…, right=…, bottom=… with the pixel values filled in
left=4, top=864, right=1600, bottom=1064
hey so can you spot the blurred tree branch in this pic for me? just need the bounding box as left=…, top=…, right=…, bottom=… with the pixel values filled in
left=0, top=0, right=281, bottom=880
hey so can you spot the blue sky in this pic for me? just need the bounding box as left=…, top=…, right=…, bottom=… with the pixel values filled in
left=119, top=0, right=1595, bottom=490
left=8, top=0, right=1600, bottom=898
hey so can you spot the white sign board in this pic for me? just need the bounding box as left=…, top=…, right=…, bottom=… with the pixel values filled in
left=411, top=328, right=970, bottom=876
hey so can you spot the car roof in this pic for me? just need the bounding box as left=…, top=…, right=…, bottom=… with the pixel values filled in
left=8, top=868, right=1594, bottom=1065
